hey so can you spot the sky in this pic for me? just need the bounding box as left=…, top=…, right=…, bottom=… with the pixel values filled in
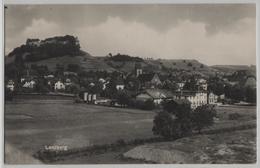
left=4, top=4, right=256, bottom=65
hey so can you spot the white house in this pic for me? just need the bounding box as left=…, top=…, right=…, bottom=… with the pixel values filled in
left=83, top=92, right=97, bottom=103
left=176, top=82, right=185, bottom=91
left=23, top=80, right=36, bottom=89
left=116, top=84, right=125, bottom=90
left=208, top=92, right=218, bottom=104
left=65, top=78, right=72, bottom=86
left=44, top=74, right=55, bottom=79
left=6, top=80, right=15, bottom=91
left=197, top=78, right=207, bottom=91
left=116, top=78, right=125, bottom=90
left=20, top=78, right=26, bottom=83
left=174, top=91, right=208, bottom=109
left=55, top=81, right=65, bottom=90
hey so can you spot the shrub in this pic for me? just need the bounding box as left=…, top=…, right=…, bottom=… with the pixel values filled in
left=152, top=112, right=176, bottom=139
left=152, top=100, right=193, bottom=139
left=152, top=111, right=192, bottom=139
left=141, top=99, right=156, bottom=110
left=191, top=105, right=217, bottom=133
left=133, top=99, right=156, bottom=110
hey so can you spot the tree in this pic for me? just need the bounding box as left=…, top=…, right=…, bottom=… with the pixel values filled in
left=153, top=100, right=192, bottom=139
left=141, top=99, right=156, bottom=110
left=65, top=85, right=80, bottom=94
left=191, top=105, right=216, bottom=133
left=183, top=77, right=197, bottom=91
left=35, top=78, right=49, bottom=93
left=187, top=62, right=193, bottom=67
left=152, top=112, right=176, bottom=139
left=245, top=86, right=256, bottom=103
left=117, top=91, right=131, bottom=107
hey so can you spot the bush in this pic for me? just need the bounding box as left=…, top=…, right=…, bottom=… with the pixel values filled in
left=153, top=111, right=191, bottom=139
left=141, top=99, right=156, bottom=110
left=152, top=112, right=176, bottom=139
left=132, top=99, right=156, bottom=110
left=152, top=100, right=193, bottom=139
left=191, top=105, right=217, bottom=133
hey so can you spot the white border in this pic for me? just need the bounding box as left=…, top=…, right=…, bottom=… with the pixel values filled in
left=1, top=0, right=259, bottom=168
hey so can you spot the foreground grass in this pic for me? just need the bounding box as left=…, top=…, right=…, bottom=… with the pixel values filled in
left=5, top=100, right=256, bottom=164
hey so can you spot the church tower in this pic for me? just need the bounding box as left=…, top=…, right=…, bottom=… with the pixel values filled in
left=135, top=63, right=142, bottom=77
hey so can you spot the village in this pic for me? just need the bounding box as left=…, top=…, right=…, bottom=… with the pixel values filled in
left=5, top=54, right=256, bottom=111
left=4, top=35, right=257, bottom=164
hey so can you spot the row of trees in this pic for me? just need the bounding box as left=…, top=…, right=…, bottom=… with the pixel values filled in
left=153, top=100, right=216, bottom=139
left=208, top=76, right=256, bottom=103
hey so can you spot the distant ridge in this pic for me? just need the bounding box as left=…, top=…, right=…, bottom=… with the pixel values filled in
left=4, top=35, right=256, bottom=77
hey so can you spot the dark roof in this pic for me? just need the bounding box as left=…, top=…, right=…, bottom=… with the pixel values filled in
left=138, top=73, right=155, bottom=83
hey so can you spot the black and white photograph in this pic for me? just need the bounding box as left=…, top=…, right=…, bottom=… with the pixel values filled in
left=3, top=1, right=258, bottom=165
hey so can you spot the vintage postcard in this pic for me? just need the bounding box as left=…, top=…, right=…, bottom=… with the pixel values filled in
left=3, top=2, right=257, bottom=165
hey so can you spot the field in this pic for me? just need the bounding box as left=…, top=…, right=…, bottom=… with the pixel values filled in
left=5, top=99, right=156, bottom=163
left=4, top=99, right=256, bottom=164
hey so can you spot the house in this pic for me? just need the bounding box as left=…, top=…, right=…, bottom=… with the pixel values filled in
left=135, top=63, right=143, bottom=77
left=208, top=92, right=218, bottom=104
left=83, top=92, right=97, bottom=103
left=136, top=89, right=173, bottom=104
left=44, top=74, right=55, bottom=79
left=23, top=80, right=36, bottom=89
left=99, top=78, right=109, bottom=90
left=197, top=78, right=207, bottom=91
left=89, top=82, right=95, bottom=87
left=20, top=77, right=26, bottom=83
left=219, top=94, right=225, bottom=100
left=6, top=80, right=15, bottom=91
left=138, top=73, right=162, bottom=88
left=55, top=80, right=65, bottom=90
left=116, top=78, right=125, bottom=90
left=173, top=91, right=208, bottom=109
left=64, top=78, right=72, bottom=86
left=176, top=82, right=185, bottom=91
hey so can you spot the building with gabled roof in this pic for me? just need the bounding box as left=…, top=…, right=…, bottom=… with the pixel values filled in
left=138, top=73, right=162, bottom=89
left=173, top=90, right=208, bottom=109
left=136, top=88, right=173, bottom=104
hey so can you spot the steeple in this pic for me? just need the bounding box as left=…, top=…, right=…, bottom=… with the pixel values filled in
left=135, top=63, right=142, bottom=77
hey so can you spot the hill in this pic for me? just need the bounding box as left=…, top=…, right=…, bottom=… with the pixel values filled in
left=211, top=65, right=256, bottom=76
left=5, top=35, right=255, bottom=78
